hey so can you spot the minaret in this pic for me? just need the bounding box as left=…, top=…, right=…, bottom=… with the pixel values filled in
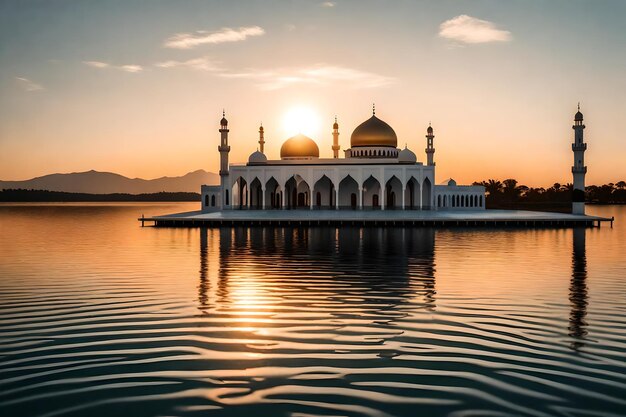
left=425, top=123, right=435, bottom=166
left=571, top=104, right=587, bottom=215
left=332, top=116, right=340, bottom=158
left=258, top=123, right=265, bottom=153
left=218, top=110, right=230, bottom=206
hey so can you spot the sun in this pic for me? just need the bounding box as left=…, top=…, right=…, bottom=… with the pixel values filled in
left=282, top=106, right=321, bottom=137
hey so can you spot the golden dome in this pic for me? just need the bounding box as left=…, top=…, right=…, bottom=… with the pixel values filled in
left=350, top=115, right=397, bottom=148
left=280, top=134, right=320, bottom=159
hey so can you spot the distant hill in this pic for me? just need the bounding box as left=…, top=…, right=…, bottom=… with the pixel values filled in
left=0, top=169, right=219, bottom=194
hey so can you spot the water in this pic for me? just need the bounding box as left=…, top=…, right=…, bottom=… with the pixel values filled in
left=1, top=203, right=625, bottom=417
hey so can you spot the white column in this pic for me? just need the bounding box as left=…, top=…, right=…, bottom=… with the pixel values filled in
left=261, top=187, right=266, bottom=209
left=401, top=183, right=405, bottom=210
left=335, top=189, right=339, bottom=210
left=419, top=183, right=423, bottom=210
left=359, top=187, right=363, bottom=210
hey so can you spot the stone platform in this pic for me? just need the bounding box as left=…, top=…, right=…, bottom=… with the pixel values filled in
left=139, top=209, right=612, bottom=228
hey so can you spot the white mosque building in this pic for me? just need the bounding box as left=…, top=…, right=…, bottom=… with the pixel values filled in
left=201, top=107, right=485, bottom=212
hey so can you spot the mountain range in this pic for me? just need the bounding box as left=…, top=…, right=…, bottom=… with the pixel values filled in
left=0, top=170, right=219, bottom=194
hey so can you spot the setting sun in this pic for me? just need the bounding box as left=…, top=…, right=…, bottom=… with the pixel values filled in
left=282, top=106, right=321, bottom=138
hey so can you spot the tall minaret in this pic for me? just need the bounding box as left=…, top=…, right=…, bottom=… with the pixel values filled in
left=258, top=123, right=265, bottom=153
left=425, top=123, right=435, bottom=166
left=332, top=116, right=340, bottom=158
left=572, top=104, right=587, bottom=215
left=218, top=110, right=230, bottom=206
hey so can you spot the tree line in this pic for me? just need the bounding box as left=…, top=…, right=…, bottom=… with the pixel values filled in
left=473, top=179, right=626, bottom=208
left=0, top=189, right=201, bottom=202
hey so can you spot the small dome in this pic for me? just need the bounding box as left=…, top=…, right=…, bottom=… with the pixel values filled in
left=427, top=125, right=433, bottom=134
left=220, top=117, right=228, bottom=126
left=575, top=110, right=583, bottom=121
left=248, top=150, right=267, bottom=164
left=280, top=134, right=319, bottom=159
left=398, top=146, right=416, bottom=163
left=333, top=121, right=339, bottom=129
left=351, top=115, right=397, bottom=148
left=439, top=178, right=457, bottom=186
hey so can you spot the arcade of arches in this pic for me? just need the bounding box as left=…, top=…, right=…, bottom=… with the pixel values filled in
left=231, top=175, right=433, bottom=210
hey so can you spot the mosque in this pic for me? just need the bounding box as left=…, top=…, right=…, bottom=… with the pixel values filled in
left=201, top=106, right=485, bottom=212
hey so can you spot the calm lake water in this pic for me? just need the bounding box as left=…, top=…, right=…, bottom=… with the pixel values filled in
left=0, top=203, right=625, bottom=417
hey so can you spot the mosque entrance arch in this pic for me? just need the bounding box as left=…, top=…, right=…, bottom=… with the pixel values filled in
left=265, top=177, right=280, bottom=209
left=232, top=177, right=248, bottom=209
left=363, top=175, right=381, bottom=209
left=313, top=175, right=335, bottom=209
left=385, top=176, right=402, bottom=209
left=285, top=175, right=310, bottom=209
left=338, top=175, right=359, bottom=209
left=249, top=178, right=262, bottom=209
left=422, top=177, right=432, bottom=210
left=405, top=176, right=420, bottom=209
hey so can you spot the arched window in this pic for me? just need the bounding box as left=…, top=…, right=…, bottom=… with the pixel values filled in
left=479, top=195, right=483, bottom=207
left=316, top=192, right=321, bottom=206
left=225, top=190, right=229, bottom=206
left=204, top=195, right=209, bottom=206
left=211, top=195, right=216, bottom=206
left=438, top=195, right=441, bottom=207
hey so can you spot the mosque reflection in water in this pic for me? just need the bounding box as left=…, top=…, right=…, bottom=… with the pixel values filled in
left=198, top=226, right=588, bottom=349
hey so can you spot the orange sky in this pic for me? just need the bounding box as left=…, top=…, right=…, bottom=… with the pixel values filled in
left=1, top=1, right=624, bottom=187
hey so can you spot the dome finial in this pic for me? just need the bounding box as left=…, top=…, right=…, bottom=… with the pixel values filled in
left=578, top=102, right=580, bottom=111
left=372, top=103, right=376, bottom=115
left=222, top=109, right=225, bottom=117
left=334, top=115, right=337, bottom=123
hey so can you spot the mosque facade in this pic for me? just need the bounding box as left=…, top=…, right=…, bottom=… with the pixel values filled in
left=201, top=108, right=486, bottom=212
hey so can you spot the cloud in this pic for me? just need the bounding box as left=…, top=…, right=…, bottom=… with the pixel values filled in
left=15, top=77, right=44, bottom=92
left=155, top=56, right=221, bottom=71
left=83, top=61, right=143, bottom=73
left=439, top=15, right=511, bottom=44
left=320, top=1, right=335, bottom=7
left=164, top=26, right=265, bottom=49
left=120, top=65, right=143, bottom=73
left=220, top=65, right=394, bottom=90
left=83, top=61, right=110, bottom=68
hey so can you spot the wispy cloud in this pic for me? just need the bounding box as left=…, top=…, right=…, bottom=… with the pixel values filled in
left=155, top=56, right=222, bottom=71
left=320, top=1, right=336, bottom=7
left=439, top=15, right=511, bottom=44
left=220, top=65, right=394, bottom=90
left=16, top=77, right=44, bottom=92
left=83, top=61, right=143, bottom=73
left=119, top=65, right=143, bottom=73
left=164, top=26, right=265, bottom=49
left=83, top=61, right=110, bottom=68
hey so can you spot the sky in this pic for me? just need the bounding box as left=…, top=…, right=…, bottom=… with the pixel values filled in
left=0, top=0, right=625, bottom=186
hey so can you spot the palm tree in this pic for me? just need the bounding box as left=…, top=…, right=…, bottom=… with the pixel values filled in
left=616, top=181, right=626, bottom=190
left=485, top=179, right=503, bottom=196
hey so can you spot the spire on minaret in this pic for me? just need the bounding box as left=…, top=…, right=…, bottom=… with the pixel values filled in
left=572, top=104, right=587, bottom=215
left=372, top=103, right=376, bottom=116
left=332, top=115, right=340, bottom=158
left=258, top=122, right=265, bottom=153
